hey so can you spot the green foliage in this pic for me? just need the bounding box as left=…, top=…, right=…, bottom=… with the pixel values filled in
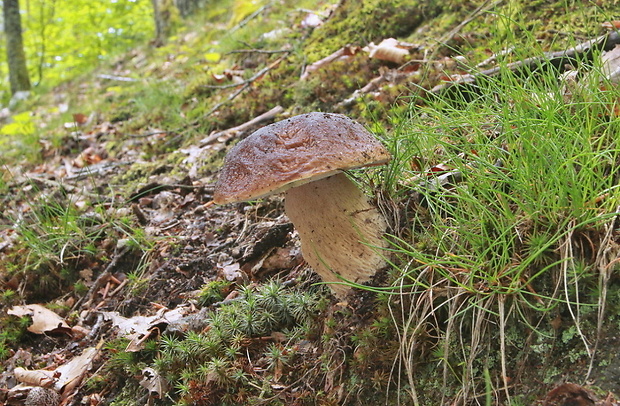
left=0, top=315, right=29, bottom=361
left=303, top=0, right=443, bottom=62
left=0, top=0, right=154, bottom=99
left=10, top=195, right=100, bottom=296
left=3, top=183, right=154, bottom=301
left=0, top=111, right=40, bottom=162
left=197, top=280, right=233, bottom=307
left=152, top=281, right=318, bottom=404
left=379, top=18, right=620, bottom=401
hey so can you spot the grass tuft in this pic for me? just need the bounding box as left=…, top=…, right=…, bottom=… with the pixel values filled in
left=378, top=34, right=620, bottom=404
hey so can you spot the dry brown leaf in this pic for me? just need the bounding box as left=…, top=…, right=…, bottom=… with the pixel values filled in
left=7, top=304, right=71, bottom=335
left=220, top=262, right=242, bottom=281
left=543, top=382, right=597, bottom=406
left=13, top=367, right=57, bottom=387
left=139, top=367, right=168, bottom=398
left=72, top=113, right=88, bottom=125
left=364, top=38, right=414, bottom=64
left=601, top=45, right=620, bottom=83
left=602, top=21, right=620, bottom=30
left=53, top=346, right=99, bottom=392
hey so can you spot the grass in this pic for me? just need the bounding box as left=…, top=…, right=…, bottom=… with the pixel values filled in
left=0, top=179, right=156, bottom=303
left=374, top=33, right=620, bottom=404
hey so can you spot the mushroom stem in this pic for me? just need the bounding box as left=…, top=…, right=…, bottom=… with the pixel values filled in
left=284, top=172, right=388, bottom=297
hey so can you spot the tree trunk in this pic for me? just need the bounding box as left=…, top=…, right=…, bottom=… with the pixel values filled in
left=3, top=0, right=31, bottom=94
left=174, top=0, right=203, bottom=18
left=151, top=0, right=173, bottom=46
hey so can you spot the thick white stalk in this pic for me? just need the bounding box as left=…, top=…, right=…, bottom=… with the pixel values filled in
left=284, top=173, right=388, bottom=298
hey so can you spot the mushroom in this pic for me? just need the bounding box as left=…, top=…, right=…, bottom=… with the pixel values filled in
left=213, top=112, right=391, bottom=297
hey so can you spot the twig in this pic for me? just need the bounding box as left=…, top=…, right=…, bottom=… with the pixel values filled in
left=229, top=4, right=270, bottom=34
left=97, top=74, right=138, bottom=82
left=11, top=175, right=109, bottom=201
left=400, top=0, right=501, bottom=76
left=198, top=54, right=289, bottom=120
left=127, top=130, right=168, bottom=138
left=65, top=161, right=130, bottom=181
left=498, top=295, right=511, bottom=405
left=85, top=313, right=105, bottom=341
left=432, top=30, right=620, bottom=93
left=226, top=49, right=290, bottom=55
left=586, top=205, right=620, bottom=380
left=199, top=105, right=285, bottom=146
left=475, top=46, right=514, bottom=69
left=72, top=245, right=131, bottom=311
left=203, top=81, right=249, bottom=90
left=337, top=69, right=414, bottom=108
left=300, top=46, right=360, bottom=80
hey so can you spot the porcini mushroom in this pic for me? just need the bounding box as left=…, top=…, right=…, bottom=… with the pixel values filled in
left=213, top=112, right=391, bottom=297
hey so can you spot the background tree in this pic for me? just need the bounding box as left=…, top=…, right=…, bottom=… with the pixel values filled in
left=174, top=0, right=203, bottom=18
left=3, top=0, right=31, bottom=95
left=151, top=0, right=175, bottom=46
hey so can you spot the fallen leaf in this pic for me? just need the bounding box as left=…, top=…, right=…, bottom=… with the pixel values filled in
left=102, top=307, right=189, bottom=351
left=53, top=346, right=99, bottom=392
left=543, top=382, right=597, bottom=406
left=139, top=367, right=168, bottom=398
left=602, top=21, right=620, bottom=30
left=72, top=113, right=88, bottom=125
left=301, top=12, right=323, bottom=28
left=220, top=262, right=242, bottom=281
left=13, top=367, right=57, bottom=387
left=204, top=52, right=221, bottom=63
left=601, top=45, right=620, bottom=83
left=7, top=304, right=71, bottom=335
left=364, top=38, right=414, bottom=64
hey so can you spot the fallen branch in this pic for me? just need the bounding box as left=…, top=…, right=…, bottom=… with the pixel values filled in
left=198, top=53, right=289, bottom=120
left=72, top=245, right=131, bottom=312
left=226, top=48, right=291, bottom=55
left=97, top=74, right=138, bottom=82
left=300, top=45, right=360, bottom=80
left=432, top=30, right=620, bottom=94
left=336, top=69, right=414, bottom=108
left=229, top=5, right=270, bottom=34
left=199, top=105, right=285, bottom=146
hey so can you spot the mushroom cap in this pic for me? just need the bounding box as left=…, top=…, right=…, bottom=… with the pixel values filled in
left=213, top=112, right=391, bottom=204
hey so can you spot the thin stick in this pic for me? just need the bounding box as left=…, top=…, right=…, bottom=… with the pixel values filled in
left=198, top=54, right=289, bottom=120
left=586, top=206, right=620, bottom=379
left=226, top=49, right=290, bottom=55
left=199, top=105, right=284, bottom=145
left=498, top=295, right=511, bottom=404
left=432, top=30, right=620, bottom=93
left=72, top=245, right=131, bottom=311
left=560, top=225, right=592, bottom=357
left=228, top=4, right=269, bottom=34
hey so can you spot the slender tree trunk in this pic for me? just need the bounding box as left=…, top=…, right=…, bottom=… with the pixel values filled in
left=3, top=0, right=31, bottom=94
left=151, top=0, right=172, bottom=46
left=174, top=0, right=202, bottom=18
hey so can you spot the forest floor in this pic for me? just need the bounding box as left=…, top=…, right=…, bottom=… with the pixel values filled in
left=2, top=1, right=620, bottom=405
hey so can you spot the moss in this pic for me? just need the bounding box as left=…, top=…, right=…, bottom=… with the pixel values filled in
left=304, top=0, right=445, bottom=62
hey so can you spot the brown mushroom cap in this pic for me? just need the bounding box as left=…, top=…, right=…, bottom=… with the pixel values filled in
left=213, top=112, right=390, bottom=204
